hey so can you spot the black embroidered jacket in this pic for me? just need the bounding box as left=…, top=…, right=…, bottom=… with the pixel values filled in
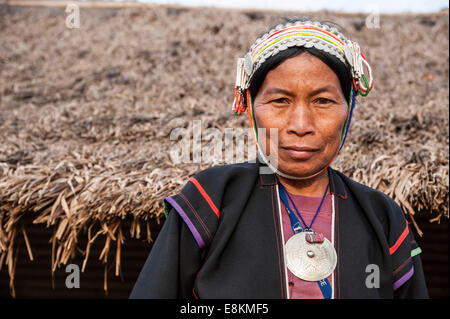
left=130, top=161, right=428, bottom=299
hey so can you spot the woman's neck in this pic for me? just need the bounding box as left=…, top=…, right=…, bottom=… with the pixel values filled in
left=276, top=170, right=330, bottom=197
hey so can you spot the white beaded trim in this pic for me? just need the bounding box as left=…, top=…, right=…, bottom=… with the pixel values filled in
left=236, top=20, right=358, bottom=91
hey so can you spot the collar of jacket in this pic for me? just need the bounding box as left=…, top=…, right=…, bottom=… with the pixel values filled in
left=258, top=161, right=347, bottom=200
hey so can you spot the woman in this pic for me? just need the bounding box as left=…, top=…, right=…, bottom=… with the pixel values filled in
left=130, top=18, right=428, bottom=299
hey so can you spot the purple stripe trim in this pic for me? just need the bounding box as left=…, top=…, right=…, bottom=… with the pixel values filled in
left=165, top=196, right=205, bottom=249
left=393, top=265, right=414, bottom=290
left=393, top=257, right=412, bottom=276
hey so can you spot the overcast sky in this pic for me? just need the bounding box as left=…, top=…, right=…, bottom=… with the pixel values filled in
left=137, top=0, right=449, bottom=13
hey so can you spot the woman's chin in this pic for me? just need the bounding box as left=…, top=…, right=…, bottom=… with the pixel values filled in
left=276, top=162, right=324, bottom=179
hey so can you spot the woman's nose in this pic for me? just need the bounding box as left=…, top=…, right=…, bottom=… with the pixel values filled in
left=285, top=103, right=315, bottom=137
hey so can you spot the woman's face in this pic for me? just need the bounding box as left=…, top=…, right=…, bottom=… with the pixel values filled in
left=253, top=52, right=348, bottom=179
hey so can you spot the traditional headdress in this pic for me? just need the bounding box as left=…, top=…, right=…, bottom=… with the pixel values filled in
left=232, top=19, right=374, bottom=178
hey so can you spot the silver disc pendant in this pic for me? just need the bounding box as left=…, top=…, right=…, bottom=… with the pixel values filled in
left=285, top=231, right=337, bottom=281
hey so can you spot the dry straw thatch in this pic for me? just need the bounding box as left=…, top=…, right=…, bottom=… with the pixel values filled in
left=0, top=2, right=448, bottom=296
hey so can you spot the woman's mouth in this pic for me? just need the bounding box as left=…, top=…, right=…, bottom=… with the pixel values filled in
left=280, top=145, right=319, bottom=160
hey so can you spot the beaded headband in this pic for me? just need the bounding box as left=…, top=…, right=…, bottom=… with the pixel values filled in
left=232, top=20, right=373, bottom=115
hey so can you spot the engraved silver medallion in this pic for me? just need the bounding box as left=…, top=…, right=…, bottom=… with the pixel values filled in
left=244, top=53, right=253, bottom=76
left=285, top=231, right=337, bottom=281
left=344, top=43, right=353, bottom=67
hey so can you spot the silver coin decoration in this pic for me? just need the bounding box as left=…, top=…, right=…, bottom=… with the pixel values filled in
left=285, top=231, right=337, bottom=281
left=244, top=53, right=253, bottom=76
left=344, top=43, right=354, bottom=67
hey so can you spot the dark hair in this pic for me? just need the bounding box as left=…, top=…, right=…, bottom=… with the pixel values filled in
left=248, top=20, right=353, bottom=105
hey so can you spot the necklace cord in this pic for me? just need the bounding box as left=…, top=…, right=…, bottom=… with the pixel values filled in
left=278, top=179, right=329, bottom=231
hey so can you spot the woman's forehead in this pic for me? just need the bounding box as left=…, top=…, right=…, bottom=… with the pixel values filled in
left=262, top=54, right=342, bottom=92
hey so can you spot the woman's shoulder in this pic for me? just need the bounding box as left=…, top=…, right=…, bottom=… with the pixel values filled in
left=186, top=160, right=263, bottom=194
left=193, top=160, right=260, bottom=180
left=332, top=168, right=401, bottom=210
left=332, top=169, right=425, bottom=296
left=331, top=168, right=411, bottom=246
left=164, top=161, right=262, bottom=249
left=331, top=168, right=408, bottom=231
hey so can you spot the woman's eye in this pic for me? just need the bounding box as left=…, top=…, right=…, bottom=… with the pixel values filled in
left=271, top=98, right=289, bottom=104
left=315, top=97, right=334, bottom=104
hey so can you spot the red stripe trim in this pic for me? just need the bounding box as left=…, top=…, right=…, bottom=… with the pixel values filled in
left=389, top=224, right=409, bottom=255
left=192, top=288, right=198, bottom=299
left=189, top=177, right=220, bottom=218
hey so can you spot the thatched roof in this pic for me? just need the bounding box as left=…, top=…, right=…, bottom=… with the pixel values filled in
left=0, top=2, right=448, bottom=296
